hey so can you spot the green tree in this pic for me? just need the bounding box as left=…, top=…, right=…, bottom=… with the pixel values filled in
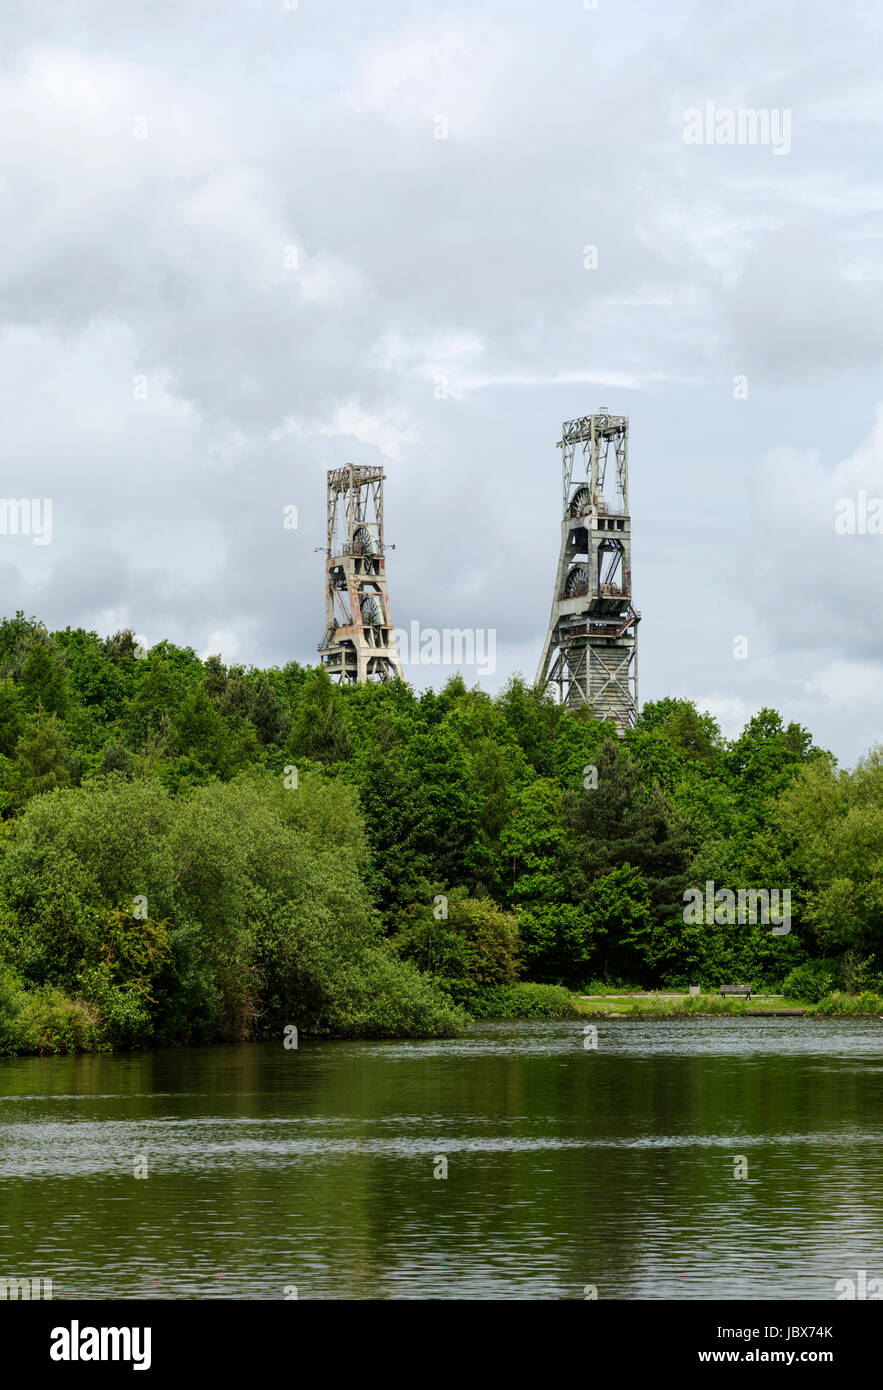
left=19, top=635, right=69, bottom=717
left=288, top=667, right=351, bottom=764
left=0, top=770, right=462, bottom=1046
left=100, top=629, right=138, bottom=663
left=582, top=864, right=654, bottom=982
left=774, top=749, right=883, bottom=958
left=636, top=697, right=722, bottom=763
left=727, top=708, right=827, bottom=819
left=563, top=740, right=691, bottom=934
left=495, top=676, right=559, bottom=775
left=6, top=710, right=70, bottom=804
left=248, top=673, right=289, bottom=746
left=0, top=679, right=25, bottom=757
left=172, top=688, right=235, bottom=777
left=392, top=893, right=521, bottom=988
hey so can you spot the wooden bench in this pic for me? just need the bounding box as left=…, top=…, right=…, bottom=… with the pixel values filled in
left=720, top=984, right=751, bottom=1000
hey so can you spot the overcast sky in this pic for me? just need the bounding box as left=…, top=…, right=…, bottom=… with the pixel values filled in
left=1, top=0, right=882, bottom=763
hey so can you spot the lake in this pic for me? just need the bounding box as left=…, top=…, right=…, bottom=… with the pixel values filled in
left=1, top=1017, right=880, bottom=1299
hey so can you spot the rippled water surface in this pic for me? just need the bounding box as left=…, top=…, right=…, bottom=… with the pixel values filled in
left=1, top=1018, right=881, bottom=1298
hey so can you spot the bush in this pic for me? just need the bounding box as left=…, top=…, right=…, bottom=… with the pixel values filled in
left=327, top=948, right=469, bottom=1038
left=0, top=770, right=470, bottom=1050
left=839, top=952, right=883, bottom=995
left=782, top=959, right=838, bottom=1003
left=461, top=982, right=578, bottom=1019
left=0, top=968, right=103, bottom=1054
left=391, top=893, right=521, bottom=988
left=76, top=964, right=157, bottom=1047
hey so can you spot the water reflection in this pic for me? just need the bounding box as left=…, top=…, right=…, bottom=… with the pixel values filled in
left=0, top=1019, right=880, bottom=1299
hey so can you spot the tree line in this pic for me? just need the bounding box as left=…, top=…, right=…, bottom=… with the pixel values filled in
left=0, top=611, right=877, bottom=1051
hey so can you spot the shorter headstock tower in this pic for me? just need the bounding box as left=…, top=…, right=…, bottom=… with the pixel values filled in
left=318, top=464, right=404, bottom=684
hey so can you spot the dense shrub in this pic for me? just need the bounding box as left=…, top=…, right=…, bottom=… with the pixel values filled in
left=839, top=952, right=883, bottom=995
left=461, top=982, right=578, bottom=1019
left=0, top=968, right=103, bottom=1054
left=782, top=959, right=839, bottom=1003
left=391, top=893, right=521, bottom=987
left=327, top=948, right=469, bottom=1037
left=0, top=771, right=459, bottom=1048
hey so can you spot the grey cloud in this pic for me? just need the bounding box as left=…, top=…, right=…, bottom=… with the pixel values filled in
left=0, top=0, right=881, bottom=762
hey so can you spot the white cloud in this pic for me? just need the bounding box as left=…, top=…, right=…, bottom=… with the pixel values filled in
left=803, top=659, right=883, bottom=708
left=344, top=20, right=515, bottom=135
left=274, top=403, right=420, bottom=462
left=0, top=1, right=881, bottom=763
left=689, top=694, right=756, bottom=741
left=203, top=629, right=239, bottom=664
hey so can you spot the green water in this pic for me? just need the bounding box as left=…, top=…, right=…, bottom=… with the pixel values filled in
left=1, top=1018, right=881, bottom=1299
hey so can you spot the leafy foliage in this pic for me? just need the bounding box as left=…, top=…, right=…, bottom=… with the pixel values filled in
left=0, top=611, right=871, bottom=1044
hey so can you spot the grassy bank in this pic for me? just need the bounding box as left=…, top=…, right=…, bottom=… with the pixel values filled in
left=570, top=990, right=883, bottom=1017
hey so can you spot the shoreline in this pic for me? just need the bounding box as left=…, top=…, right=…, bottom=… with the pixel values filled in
left=569, top=991, right=883, bottom=1020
